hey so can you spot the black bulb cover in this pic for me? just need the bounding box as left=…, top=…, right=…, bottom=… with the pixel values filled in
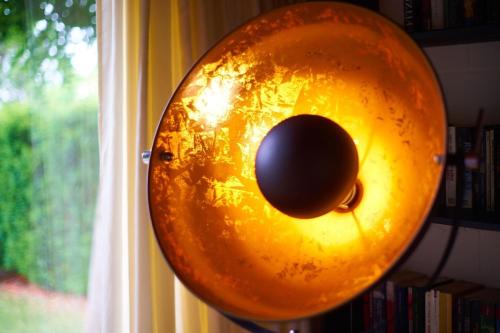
left=255, top=114, right=359, bottom=219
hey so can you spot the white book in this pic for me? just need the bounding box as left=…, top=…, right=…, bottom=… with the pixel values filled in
left=433, top=290, right=440, bottom=333
left=425, top=291, right=432, bottom=333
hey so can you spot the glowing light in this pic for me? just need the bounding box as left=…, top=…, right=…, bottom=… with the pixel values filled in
left=149, top=2, right=446, bottom=321
left=193, top=77, right=236, bottom=127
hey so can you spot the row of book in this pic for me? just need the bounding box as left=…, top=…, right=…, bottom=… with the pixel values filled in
left=432, top=125, right=499, bottom=221
left=403, top=0, right=500, bottom=32
left=359, top=271, right=500, bottom=333
left=311, top=271, right=500, bottom=332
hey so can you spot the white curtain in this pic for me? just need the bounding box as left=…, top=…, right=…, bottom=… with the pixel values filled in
left=87, top=0, right=311, bottom=332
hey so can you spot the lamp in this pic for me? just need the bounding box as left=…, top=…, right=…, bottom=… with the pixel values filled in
left=146, top=1, right=446, bottom=322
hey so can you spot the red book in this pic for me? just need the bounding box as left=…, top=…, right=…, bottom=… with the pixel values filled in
left=363, top=292, right=372, bottom=331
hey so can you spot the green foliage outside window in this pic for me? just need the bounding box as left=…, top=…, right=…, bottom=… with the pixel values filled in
left=0, top=0, right=98, bottom=296
left=0, top=90, right=98, bottom=295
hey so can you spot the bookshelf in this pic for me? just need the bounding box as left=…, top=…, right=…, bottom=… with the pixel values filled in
left=411, top=25, right=500, bottom=47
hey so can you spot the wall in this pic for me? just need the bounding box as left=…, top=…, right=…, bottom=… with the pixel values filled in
left=402, top=41, right=500, bottom=288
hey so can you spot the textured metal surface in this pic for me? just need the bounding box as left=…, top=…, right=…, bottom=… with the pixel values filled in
left=148, top=2, right=446, bottom=321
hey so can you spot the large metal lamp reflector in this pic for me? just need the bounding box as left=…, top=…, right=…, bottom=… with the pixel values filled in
left=147, top=2, right=446, bottom=321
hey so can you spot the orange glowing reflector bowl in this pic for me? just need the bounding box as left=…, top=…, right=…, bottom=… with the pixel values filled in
left=148, top=2, right=446, bottom=321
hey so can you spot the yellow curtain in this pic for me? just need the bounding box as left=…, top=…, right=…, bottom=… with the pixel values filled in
left=91, top=0, right=312, bottom=332
left=125, top=1, right=261, bottom=332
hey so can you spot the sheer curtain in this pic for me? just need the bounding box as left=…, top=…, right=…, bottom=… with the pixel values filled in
left=88, top=0, right=313, bottom=332
left=87, top=0, right=263, bottom=332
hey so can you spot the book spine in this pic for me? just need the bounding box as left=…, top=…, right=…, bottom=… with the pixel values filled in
left=495, top=127, right=500, bottom=216
left=409, top=287, right=415, bottom=333
left=387, top=281, right=396, bottom=333
left=435, top=290, right=440, bottom=333
left=495, top=304, right=500, bottom=333
left=478, top=131, right=487, bottom=214
left=363, top=292, right=372, bottom=331
left=373, top=283, right=387, bottom=333
left=463, top=128, right=474, bottom=210
left=397, top=287, right=410, bottom=333
left=446, top=127, right=458, bottom=209
left=404, top=288, right=410, bottom=333
left=487, top=129, right=492, bottom=213
left=404, top=0, right=418, bottom=31
left=416, top=288, right=426, bottom=333
left=440, top=292, right=447, bottom=333
left=426, top=291, right=432, bottom=333
left=431, top=0, right=445, bottom=28
left=457, top=298, right=465, bottom=333
left=447, top=0, right=464, bottom=27
left=466, top=300, right=472, bottom=333
left=480, top=303, right=495, bottom=333
left=421, top=0, right=432, bottom=30
left=486, top=0, right=500, bottom=23
left=472, top=300, right=481, bottom=333
left=446, top=294, right=452, bottom=333
left=491, top=130, right=496, bottom=214
left=464, top=0, right=478, bottom=26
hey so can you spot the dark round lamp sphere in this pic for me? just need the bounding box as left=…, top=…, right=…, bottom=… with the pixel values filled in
left=255, top=114, right=359, bottom=219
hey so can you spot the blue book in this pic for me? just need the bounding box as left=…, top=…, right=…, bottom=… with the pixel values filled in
left=396, top=286, right=409, bottom=333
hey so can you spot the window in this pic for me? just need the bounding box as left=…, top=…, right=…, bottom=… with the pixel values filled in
left=0, top=1, right=98, bottom=332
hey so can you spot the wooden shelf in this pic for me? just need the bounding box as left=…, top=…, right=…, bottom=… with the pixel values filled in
left=410, top=25, right=500, bottom=47
left=430, top=216, right=500, bottom=231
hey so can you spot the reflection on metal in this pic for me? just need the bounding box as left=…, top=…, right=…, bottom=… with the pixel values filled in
left=141, top=150, right=151, bottom=165
left=147, top=2, right=446, bottom=321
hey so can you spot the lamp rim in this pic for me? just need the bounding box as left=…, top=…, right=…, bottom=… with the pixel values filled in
left=146, top=1, right=448, bottom=322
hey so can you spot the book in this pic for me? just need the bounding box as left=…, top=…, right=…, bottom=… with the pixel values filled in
left=464, top=289, right=500, bottom=333
left=491, top=129, right=496, bottom=214
left=472, top=300, right=482, bottom=333
left=480, top=303, right=495, bottom=333
left=431, top=0, right=445, bottom=29
left=495, top=304, right=500, bottom=333
left=409, top=286, right=415, bottom=333
left=439, top=292, right=448, bottom=332
left=373, top=283, right=387, bottom=333
left=447, top=0, right=464, bottom=27
left=387, top=280, right=396, bottom=333
left=494, top=127, right=500, bottom=216
left=414, top=287, right=426, bottom=333
left=466, top=300, right=472, bottom=333
left=397, top=286, right=410, bottom=333
left=486, top=0, right=500, bottom=24
left=351, top=296, right=365, bottom=333
left=434, top=290, right=440, bottom=333
left=437, top=280, right=485, bottom=333
left=445, top=293, right=453, bottom=333
left=404, top=0, right=419, bottom=31
left=464, top=0, right=478, bottom=26
left=421, top=0, right=432, bottom=30
left=457, top=297, right=465, bottom=333
left=457, top=127, right=474, bottom=212
left=486, top=129, right=493, bottom=213
left=446, top=126, right=458, bottom=209
left=478, top=130, right=487, bottom=214
left=363, top=292, right=372, bottom=331
left=426, top=291, right=432, bottom=333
